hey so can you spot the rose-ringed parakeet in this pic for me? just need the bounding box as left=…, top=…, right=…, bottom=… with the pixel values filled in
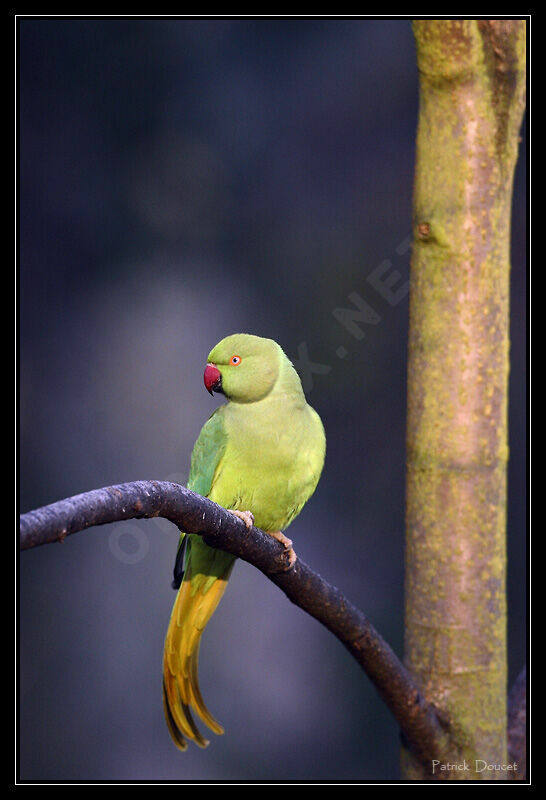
left=162, top=333, right=326, bottom=750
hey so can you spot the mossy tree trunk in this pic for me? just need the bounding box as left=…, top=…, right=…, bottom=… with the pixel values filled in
left=403, top=20, right=526, bottom=780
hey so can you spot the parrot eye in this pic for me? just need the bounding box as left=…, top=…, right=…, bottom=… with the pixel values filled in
left=230, top=355, right=242, bottom=366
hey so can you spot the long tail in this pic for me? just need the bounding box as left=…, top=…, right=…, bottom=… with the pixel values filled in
left=163, top=534, right=236, bottom=750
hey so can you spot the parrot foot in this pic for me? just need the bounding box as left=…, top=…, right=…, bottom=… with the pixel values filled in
left=268, top=530, right=297, bottom=571
left=230, top=509, right=255, bottom=530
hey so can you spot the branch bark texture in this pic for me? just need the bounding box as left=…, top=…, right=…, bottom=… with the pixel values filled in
left=20, top=479, right=449, bottom=770
left=404, top=20, right=526, bottom=780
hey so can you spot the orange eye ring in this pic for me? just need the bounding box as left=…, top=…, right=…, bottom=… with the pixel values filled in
left=230, top=355, right=242, bottom=366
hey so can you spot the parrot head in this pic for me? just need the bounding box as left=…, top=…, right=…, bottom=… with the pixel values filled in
left=204, top=333, right=283, bottom=403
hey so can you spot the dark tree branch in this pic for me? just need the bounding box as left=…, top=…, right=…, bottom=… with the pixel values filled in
left=507, top=666, right=527, bottom=780
left=20, top=480, right=450, bottom=771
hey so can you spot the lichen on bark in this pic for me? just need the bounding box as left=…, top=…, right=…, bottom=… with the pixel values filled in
left=403, top=19, right=526, bottom=781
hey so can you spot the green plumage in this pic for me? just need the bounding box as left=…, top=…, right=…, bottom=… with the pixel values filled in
left=163, top=333, right=326, bottom=749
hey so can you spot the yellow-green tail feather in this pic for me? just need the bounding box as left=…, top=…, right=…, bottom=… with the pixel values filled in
left=163, top=536, right=235, bottom=750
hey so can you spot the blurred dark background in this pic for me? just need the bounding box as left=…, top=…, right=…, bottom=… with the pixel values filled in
left=18, top=18, right=526, bottom=781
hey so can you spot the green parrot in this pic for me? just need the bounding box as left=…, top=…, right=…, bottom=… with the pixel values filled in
left=162, top=333, right=326, bottom=750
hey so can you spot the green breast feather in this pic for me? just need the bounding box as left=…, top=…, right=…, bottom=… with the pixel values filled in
left=208, top=395, right=325, bottom=532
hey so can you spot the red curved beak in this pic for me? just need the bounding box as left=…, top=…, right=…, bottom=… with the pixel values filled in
left=204, top=363, right=222, bottom=395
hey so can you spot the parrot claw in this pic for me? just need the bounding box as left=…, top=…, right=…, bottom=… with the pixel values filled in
left=230, top=509, right=255, bottom=530
left=268, top=530, right=297, bottom=571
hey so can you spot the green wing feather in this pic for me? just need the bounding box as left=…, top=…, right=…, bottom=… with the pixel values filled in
left=171, top=408, right=226, bottom=589
left=187, top=407, right=227, bottom=497
left=163, top=407, right=236, bottom=750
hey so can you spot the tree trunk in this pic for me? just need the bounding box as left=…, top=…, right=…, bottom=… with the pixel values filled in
left=403, top=20, right=526, bottom=780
